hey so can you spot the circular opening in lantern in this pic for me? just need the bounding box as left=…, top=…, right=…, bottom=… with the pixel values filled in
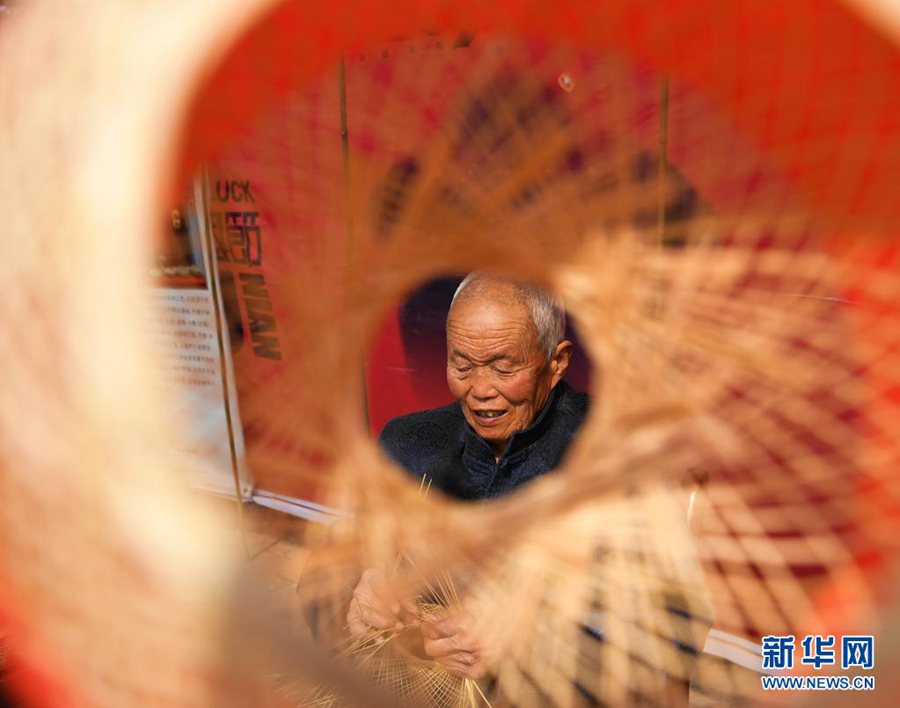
left=366, top=272, right=594, bottom=502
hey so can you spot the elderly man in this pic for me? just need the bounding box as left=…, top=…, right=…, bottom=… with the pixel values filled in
left=347, top=273, right=589, bottom=679
left=379, top=272, right=588, bottom=500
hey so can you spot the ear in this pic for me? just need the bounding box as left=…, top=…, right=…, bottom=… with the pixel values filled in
left=549, top=340, right=573, bottom=388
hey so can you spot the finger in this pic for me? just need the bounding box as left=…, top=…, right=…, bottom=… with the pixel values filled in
left=419, top=620, right=443, bottom=640
left=365, top=570, right=402, bottom=616
left=347, top=614, right=368, bottom=639
left=355, top=569, right=401, bottom=622
left=359, top=596, right=403, bottom=629
left=399, top=607, right=420, bottom=629
left=422, top=610, right=467, bottom=637
left=462, top=660, right=488, bottom=681
left=440, top=662, right=470, bottom=678
left=347, top=598, right=369, bottom=636
left=424, top=634, right=477, bottom=659
left=400, top=596, right=420, bottom=616
left=351, top=588, right=402, bottom=629
left=438, top=656, right=481, bottom=679
left=348, top=604, right=383, bottom=641
left=349, top=617, right=394, bottom=645
left=357, top=602, right=403, bottom=631
left=347, top=616, right=385, bottom=645
left=441, top=656, right=487, bottom=680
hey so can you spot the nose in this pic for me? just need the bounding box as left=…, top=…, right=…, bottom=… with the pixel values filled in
left=469, top=367, right=498, bottom=401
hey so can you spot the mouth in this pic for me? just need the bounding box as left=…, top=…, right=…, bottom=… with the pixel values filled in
left=471, top=409, right=508, bottom=427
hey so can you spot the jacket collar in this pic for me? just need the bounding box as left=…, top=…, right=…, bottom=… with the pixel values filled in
left=461, top=381, right=567, bottom=463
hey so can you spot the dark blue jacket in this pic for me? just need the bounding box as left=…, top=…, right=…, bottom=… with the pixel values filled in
left=378, top=381, right=589, bottom=501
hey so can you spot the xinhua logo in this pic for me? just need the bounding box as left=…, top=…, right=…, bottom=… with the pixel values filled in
left=761, top=676, right=875, bottom=691
left=759, top=634, right=875, bottom=691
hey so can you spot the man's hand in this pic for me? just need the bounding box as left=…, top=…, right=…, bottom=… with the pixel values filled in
left=347, top=568, right=416, bottom=644
left=420, top=606, right=490, bottom=680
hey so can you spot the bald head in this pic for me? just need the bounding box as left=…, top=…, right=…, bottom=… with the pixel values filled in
left=449, top=273, right=566, bottom=359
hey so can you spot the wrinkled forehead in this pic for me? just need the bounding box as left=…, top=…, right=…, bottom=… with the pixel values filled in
left=446, top=297, right=539, bottom=351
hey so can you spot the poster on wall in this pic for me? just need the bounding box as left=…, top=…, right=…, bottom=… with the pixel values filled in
left=148, top=180, right=253, bottom=500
